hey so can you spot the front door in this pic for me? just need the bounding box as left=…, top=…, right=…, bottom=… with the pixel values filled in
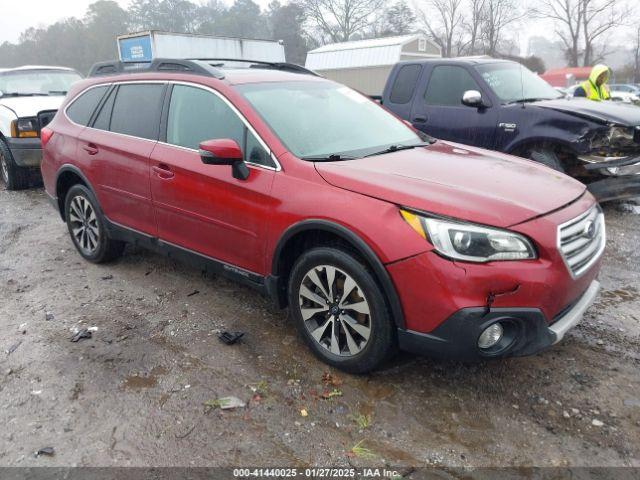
left=412, top=64, right=498, bottom=149
left=149, top=83, right=277, bottom=274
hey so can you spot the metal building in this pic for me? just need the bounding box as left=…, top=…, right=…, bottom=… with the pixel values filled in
left=305, top=34, right=441, bottom=96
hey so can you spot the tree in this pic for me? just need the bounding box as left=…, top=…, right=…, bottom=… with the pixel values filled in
left=300, top=0, right=385, bottom=43
left=632, top=26, right=640, bottom=83
left=463, top=0, right=485, bottom=55
left=380, top=1, right=417, bottom=36
left=128, top=0, right=199, bottom=32
left=84, top=1, right=130, bottom=64
left=267, top=1, right=310, bottom=63
left=480, top=0, right=522, bottom=56
left=216, top=0, right=268, bottom=38
left=581, top=0, right=627, bottom=66
left=533, top=0, right=583, bottom=67
left=416, top=0, right=465, bottom=57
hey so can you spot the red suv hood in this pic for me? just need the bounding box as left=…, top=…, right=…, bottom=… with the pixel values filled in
left=315, top=141, right=586, bottom=228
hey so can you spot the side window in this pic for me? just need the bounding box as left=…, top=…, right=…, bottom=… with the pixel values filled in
left=167, top=84, right=273, bottom=167
left=245, top=130, right=270, bottom=166
left=109, top=84, right=164, bottom=140
left=92, top=88, right=116, bottom=131
left=424, top=66, right=481, bottom=107
left=389, top=65, right=421, bottom=104
left=66, top=86, right=109, bottom=126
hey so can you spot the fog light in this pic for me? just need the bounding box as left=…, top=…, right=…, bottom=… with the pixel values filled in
left=478, top=323, right=503, bottom=349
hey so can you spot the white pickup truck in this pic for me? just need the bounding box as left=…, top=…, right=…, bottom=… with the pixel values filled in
left=0, top=66, right=82, bottom=190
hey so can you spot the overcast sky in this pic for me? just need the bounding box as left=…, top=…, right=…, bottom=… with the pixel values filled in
left=0, top=0, right=272, bottom=44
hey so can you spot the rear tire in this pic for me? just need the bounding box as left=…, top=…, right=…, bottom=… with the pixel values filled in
left=288, top=247, right=397, bottom=374
left=528, top=148, right=565, bottom=172
left=0, top=139, right=31, bottom=190
left=64, top=184, right=125, bottom=263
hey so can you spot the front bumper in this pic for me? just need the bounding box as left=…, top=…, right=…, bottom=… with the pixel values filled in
left=6, top=137, right=42, bottom=168
left=398, top=280, right=601, bottom=361
left=578, top=154, right=640, bottom=202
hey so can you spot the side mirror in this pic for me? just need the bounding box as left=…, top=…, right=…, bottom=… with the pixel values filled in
left=462, top=90, right=484, bottom=108
left=199, top=139, right=249, bottom=180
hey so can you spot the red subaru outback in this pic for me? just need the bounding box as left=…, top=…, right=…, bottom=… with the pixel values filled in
left=41, top=59, right=605, bottom=373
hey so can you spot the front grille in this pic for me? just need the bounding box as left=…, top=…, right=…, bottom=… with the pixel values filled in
left=558, top=206, right=606, bottom=278
left=37, top=110, right=57, bottom=133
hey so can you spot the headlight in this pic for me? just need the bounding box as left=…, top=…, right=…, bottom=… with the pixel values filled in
left=589, top=126, right=636, bottom=151
left=400, top=209, right=537, bottom=262
left=10, top=117, right=39, bottom=138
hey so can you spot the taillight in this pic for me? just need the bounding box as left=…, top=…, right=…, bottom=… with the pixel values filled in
left=41, top=127, right=54, bottom=148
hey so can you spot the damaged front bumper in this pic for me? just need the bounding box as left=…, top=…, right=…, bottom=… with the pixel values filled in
left=398, top=280, right=601, bottom=362
left=578, top=154, right=640, bottom=202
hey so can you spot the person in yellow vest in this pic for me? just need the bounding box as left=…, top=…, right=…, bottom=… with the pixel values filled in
left=573, top=64, right=611, bottom=101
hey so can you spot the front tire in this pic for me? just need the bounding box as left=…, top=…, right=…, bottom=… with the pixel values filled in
left=288, top=247, right=396, bottom=374
left=64, top=184, right=124, bottom=263
left=0, top=139, right=31, bottom=190
left=528, top=148, right=565, bottom=172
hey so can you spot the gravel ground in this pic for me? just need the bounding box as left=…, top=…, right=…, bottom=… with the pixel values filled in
left=0, top=188, right=639, bottom=468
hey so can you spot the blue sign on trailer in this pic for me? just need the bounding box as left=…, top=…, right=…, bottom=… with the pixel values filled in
left=118, top=35, right=153, bottom=63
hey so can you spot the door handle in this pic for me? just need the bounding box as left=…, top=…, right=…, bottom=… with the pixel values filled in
left=412, top=116, right=427, bottom=124
left=82, top=143, right=99, bottom=155
left=152, top=164, right=175, bottom=179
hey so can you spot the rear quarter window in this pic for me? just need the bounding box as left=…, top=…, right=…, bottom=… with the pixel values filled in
left=389, top=64, right=421, bottom=104
left=109, top=83, right=165, bottom=140
left=66, top=86, right=109, bottom=126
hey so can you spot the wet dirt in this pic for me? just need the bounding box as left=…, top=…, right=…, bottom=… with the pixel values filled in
left=0, top=188, right=639, bottom=467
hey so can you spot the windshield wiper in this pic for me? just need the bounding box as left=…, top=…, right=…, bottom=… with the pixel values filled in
left=509, top=97, right=550, bottom=104
left=302, top=154, right=357, bottom=162
left=363, top=142, right=431, bottom=158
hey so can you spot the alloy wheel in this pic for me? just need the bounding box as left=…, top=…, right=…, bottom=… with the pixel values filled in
left=69, top=195, right=100, bottom=255
left=298, top=265, right=372, bottom=357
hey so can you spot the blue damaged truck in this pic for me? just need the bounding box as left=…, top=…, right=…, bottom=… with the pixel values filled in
left=380, top=58, right=640, bottom=202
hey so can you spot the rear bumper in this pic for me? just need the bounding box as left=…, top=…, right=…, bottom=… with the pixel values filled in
left=6, top=137, right=42, bottom=168
left=398, top=280, right=600, bottom=361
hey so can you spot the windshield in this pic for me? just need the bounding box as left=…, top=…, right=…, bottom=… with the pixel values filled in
left=476, top=63, right=562, bottom=103
left=237, top=81, right=424, bottom=159
left=0, top=69, right=82, bottom=96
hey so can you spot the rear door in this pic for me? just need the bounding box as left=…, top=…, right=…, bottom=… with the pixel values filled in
left=411, top=64, right=498, bottom=149
left=78, top=82, right=166, bottom=236
left=149, top=83, right=276, bottom=274
left=381, top=63, right=424, bottom=121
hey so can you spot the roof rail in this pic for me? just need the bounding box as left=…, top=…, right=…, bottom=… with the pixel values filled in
left=88, top=58, right=225, bottom=79
left=189, top=58, right=319, bottom=76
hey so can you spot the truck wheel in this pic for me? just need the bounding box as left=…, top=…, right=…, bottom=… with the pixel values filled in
left=528, top=148, right=565, bottom=172
left=64, top=184, right=125, bottom=263
left=288, top=247, right=397, bottom=374
left=0, top=139, right=31, bottom=190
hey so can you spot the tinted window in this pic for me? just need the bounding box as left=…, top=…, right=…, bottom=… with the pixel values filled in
left=92, top=88, right=116, bottom=131
left=66, top=86, right=109, bottom=126
left=424, top=66, right=480, bottom=106
left=167, top=85, right=272, bottom=166
left=110, top=84, right=164, bottom=140
left=390, top=65, right=421, bottom=104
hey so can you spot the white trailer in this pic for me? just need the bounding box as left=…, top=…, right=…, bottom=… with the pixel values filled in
left=117, top=31, right=286, bottom=63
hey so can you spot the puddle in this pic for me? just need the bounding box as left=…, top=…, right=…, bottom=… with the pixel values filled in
left=122, top=366, right=168, bottom=390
